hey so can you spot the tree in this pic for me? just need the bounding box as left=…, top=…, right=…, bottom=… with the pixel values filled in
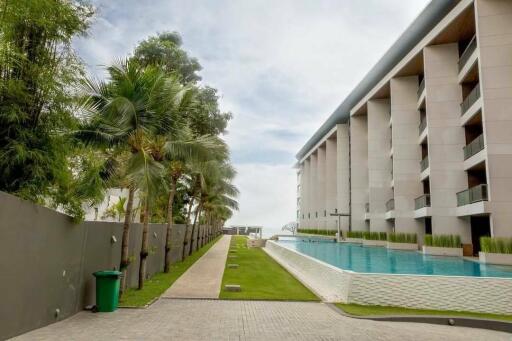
left=102, top=197, right=127, bottom=222
left=0, top=0, right=95, bottom=218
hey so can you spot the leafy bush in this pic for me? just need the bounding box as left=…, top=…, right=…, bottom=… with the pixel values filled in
left=297, top=228, right=337, bottom=236
left=480, top=237, right=512, bottom=254
left=387, top=233, right=417, bottom=244
left=424, top=234, right=461, bottom=248
left=363, top=231, right=387, bottom=241
left=346, top=231, right=364, bottom=239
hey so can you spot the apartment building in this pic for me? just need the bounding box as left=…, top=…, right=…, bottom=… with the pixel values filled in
left=296, top=0, right=512, bottom=254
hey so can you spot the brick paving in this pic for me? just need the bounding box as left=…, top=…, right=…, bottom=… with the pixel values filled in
left=12, top=299, right=510, bottom=340
left=162, top=235, right=231, bottom=299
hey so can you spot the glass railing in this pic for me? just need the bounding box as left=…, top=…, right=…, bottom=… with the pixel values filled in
left=420, top=156, right=429, bottom=172
left=417, top=78, right=426, bottom=99
left=456, top=184, right=488, bottom=206
left=458, top=36, right=477, bottom=72
left=415, top=194, right=431, bottom=210
left=365, top=203, right=370, bottom=213
left=460, top=83, right=480, bottom=116
left=419, top=117, right=427, bottom=134
left=386, top=199, right=395, bottom=212
left=463, top=134, right=484, bottom=160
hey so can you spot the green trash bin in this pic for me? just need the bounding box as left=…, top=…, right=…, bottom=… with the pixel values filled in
left=93, top=270, right=122, bottom=312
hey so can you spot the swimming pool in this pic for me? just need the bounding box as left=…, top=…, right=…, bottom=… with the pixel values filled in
left=276, top=239, right=512, bottom=278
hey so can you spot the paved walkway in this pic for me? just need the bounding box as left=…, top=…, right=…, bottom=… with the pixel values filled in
left=13, top=299, right=510, bottom=340
left=162, top=234, right=231, bottom=299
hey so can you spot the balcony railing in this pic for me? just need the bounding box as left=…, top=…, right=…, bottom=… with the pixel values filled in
left=460, top=83, right=480, bottom=116
left=417, top=78, right=426, bottom=99
left=457, top=184, right=488, bottom=206
left=415, top=194, right=431, bottom=210
left=386, top=199, right=395, bottom=212
left=419, top=117, right=427, bottom=134
left=458, top=36, right=477, bottom=72
left=420, top=156, right=429, bottom=172
left=365, top=203, right=370, bottom=213
left=463, top=134, right=484, bottom=160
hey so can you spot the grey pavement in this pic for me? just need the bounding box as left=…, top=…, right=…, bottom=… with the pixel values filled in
left=162, top=235, right=231, bottom=299
left=12, top=299, right=511, bottom=341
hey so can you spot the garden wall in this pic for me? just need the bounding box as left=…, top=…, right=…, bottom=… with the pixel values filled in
left=0, top=191, right=212, bottom=340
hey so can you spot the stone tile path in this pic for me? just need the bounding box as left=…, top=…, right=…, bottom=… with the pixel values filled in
left=13, top=299, right=510, bottom=340
left=162, top=234, right=231, bottom=299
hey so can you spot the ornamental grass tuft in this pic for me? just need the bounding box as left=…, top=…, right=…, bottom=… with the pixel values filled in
left=424, top=234, right=461, bottom=248
left=363, top=231, right=387, bottom=241
left=480, top=237, right=512, bottom=254
left=387, top=232, right=417, bottom=244
left=297, top=228, right=337, bottom=236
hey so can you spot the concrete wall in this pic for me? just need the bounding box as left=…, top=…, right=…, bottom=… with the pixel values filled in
left=475, top=0, right=512, bottom=238
left=350, top=115, right=369, bottom=231
left=325, top=137, right=338, bottom=230
left=336, top=124, right=350, bottom=232
left=0, top=191, right=213, bottom=340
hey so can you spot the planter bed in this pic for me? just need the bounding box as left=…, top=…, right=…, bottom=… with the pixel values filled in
left=363, top=239, right=387, bottom=247
left=422, top=246, right=463, bottom=257
left=387, top=242, right=418, bottom=251
left=479, top=252, right=512, bottom=266
left=342, top=238, right=363, bottom=244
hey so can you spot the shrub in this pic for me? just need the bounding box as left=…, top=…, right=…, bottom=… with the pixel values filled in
left=363, top=231, right=387, bottom=241
left=424, top=234, right=461, bottom=248
left=297, top=228, right=337, bottom=236
left=480, top=237, right=512, bottom=254
left=387, top=232, right=417, bottom=244
left=346, top=231, right=363, bottom=239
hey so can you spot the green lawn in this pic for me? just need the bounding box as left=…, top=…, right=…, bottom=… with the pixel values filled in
left=219, top=236, right=319, bottom=301
left=336, top=303, right=512, bottom=322
left=119, top=236, right=221, bottom=307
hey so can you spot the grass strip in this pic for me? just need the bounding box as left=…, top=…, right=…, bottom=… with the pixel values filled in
left=336, top=303, right=512, bottom=322
left=119, top=236, right=222, bottom=307
left=220, top=236, right=319, bottom=301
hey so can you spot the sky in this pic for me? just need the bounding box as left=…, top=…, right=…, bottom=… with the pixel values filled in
left=74, top=0, right=430, bottom=231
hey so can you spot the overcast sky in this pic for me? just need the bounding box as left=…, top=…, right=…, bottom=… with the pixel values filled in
left=75, top=0, right=430, bottom=231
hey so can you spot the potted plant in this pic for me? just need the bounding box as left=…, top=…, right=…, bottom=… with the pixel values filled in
left=422, top=234, right=462, bottom=256
left=387, top=233, right=418, bottom=250
left=362, top=231, right=387, bottom=247
left=479, top=237, right=512, bottom=265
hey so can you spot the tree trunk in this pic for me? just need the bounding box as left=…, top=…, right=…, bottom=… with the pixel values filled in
left=189, top=200, right=203, bottom=256
left=120, top=187, right=135, bottom=295
left=138, top=199, right=150, bottom=290
left=181, top=196, right=195, bottom=261
left=164, top=179, right=177, bottom=273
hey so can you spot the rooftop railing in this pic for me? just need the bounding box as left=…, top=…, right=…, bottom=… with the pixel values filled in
left=463, top=134, right=484, bottom=160
left=460, top=83, right=480, bottom=116
left=386, top=199, right=395, bottom=212
left=420, top=156, right=429, bottom=172
left=418, top=78, right=426, bottom=99
left=456, top=184, right=488, bottom=207
left=458, top=36, right=478, bottom=72
left=415, top=194, right=431, bottom=210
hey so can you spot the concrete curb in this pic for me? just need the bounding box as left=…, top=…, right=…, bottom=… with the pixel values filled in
left=327, top=303, right=512, bottom=334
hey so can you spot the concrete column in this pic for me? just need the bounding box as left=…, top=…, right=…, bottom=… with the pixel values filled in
left=390, top=76, right=424, bottom=234
left=367, top=99, right=393, bottom=233
left=350, top=115, right=369, bottom=232
left=302, top=159, right=310, bottom=227
left=475, top=0, right=512, bottom=238
left=298, top=166, right=305, bottom=228
left=310, top=152, right=318, bottom=229
left=337, top=124, right=350, bottom=232
left=424, top=44, right=471, bottom=243
left=317, top=146, right=327, bottom=229
left=326, top=136, right=338, bottom=230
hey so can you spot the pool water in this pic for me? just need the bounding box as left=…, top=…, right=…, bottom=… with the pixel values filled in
left=276, top=239, right=512, bottom=278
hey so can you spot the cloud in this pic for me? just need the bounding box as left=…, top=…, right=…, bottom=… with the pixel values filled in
left=74, top=0, right=430, bottom=229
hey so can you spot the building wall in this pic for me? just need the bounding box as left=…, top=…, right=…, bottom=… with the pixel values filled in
left=325, top=137, right=338, bottom=230
left=350, top=115, right=369, bottom=231
left=0, top=191, right=214, bottom=340
left=367, top=99, right=393, bottom=233
left=475, top=0, right=512, bottom=238
left=317, top=145, right=327, bottom=229
left=336, top=124, right=350, bottom=232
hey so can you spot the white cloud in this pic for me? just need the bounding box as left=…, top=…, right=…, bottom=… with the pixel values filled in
left=74, top=0, right=430, bottom=229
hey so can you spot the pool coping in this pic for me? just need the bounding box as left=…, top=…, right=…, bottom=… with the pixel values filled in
left=327, top=303, right=512, bottom=334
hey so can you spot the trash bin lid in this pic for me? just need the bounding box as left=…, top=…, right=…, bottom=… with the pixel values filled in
left=93, top=270, right=122, bottom=278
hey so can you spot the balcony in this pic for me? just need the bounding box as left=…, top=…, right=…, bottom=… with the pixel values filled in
left=420, top=156, right=429, bottom=172
left=419, top=117, right=427, bottom=135
left=458, top=36, right=477, bottom=73
left=386, top=199, right=395, bottom=212
left=460, top=83, right=480, bottom=116
left=463, top=134, right=484, bottom=160
left=415, top=194, right=431, bottom=210
left=417, top=78, right=425, bottom=99
left=457, top=184, right=488, bottom=207
left=365, top=203, right=370, bottom=213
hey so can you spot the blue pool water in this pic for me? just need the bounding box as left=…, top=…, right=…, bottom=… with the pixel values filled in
left=276, top=239, right=512, bottom=278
